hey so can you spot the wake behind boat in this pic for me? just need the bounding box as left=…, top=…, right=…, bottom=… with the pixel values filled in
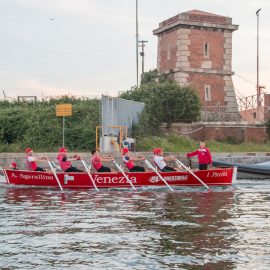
left=1, top=167, right=236, bottom=190
left=212, top=156, right=270, bottom=179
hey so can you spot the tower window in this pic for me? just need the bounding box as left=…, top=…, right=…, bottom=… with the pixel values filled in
left=205, top=85, right=211, bottom=101
left=204, top=42, right=209, bottom=58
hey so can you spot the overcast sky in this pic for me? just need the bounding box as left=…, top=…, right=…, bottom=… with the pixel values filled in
left=0, top=0, right=269, bottom=100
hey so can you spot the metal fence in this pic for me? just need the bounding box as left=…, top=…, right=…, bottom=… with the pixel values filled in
left=237, top=93, right=265, bottom=110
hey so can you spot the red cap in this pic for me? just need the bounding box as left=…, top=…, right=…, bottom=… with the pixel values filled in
left=122, top=148, right=129, bottom=154
left=59, top=147, right=67, bottom=153
left=25, top=148, right=32, bottom=154
left=153, top=148, right=162, bottom=155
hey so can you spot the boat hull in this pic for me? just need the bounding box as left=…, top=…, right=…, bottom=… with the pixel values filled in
left=213, top=159, right=270, bottom=180
left=3, top=168, right=235, bottom=189
left=236, top=171, right=269, bottom=180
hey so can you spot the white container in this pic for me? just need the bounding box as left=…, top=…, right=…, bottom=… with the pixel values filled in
left=100, top=136, right=119, bottom=153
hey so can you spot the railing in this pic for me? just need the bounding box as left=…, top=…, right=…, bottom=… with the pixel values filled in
left=237, top=93, right=265, bottom=111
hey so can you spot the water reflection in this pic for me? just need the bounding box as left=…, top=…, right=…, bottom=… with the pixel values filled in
left=124, top=190, right=237, bottom=269
left=0, top=184, right=270, bottom=269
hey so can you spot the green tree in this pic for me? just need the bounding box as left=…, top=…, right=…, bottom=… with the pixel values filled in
left=119, top=73, right=201, bottom=135
left=140, top=69, right=159, bottom=84
left=140, top=69, right=175, bottom=85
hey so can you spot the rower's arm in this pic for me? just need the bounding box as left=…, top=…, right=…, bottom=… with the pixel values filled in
left=132, top=155, right=145, bottom=161
left=101, top=156, right=114, bottom=162
left=164, top=155, right=176, bottom=161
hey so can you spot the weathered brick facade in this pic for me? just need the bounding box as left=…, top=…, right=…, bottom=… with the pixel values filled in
left=163, top=123, right=268, bottom=143
left=153, top=10, right=240, bottom=119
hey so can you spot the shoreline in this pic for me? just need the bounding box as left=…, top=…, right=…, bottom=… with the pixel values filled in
left=1, top=151, right=269, bottom=168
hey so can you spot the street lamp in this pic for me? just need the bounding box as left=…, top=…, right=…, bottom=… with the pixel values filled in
left=256, top=8, right=261, bottom=106
left=136, top=0, right=139, bottom=87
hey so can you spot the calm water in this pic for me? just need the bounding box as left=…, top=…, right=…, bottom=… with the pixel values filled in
left=1, top=181, right=270, bottom=270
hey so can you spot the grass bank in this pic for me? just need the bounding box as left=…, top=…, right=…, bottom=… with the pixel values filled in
left=1, top=134, right=269, bottom=153
left=136, top=135, right=270, bottom=153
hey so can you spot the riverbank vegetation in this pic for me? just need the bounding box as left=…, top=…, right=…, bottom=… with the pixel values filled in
left=119, top=69, right=201, bottom=133
left=136, top=134, right=270, bottom=153
left=0, top=96, right=99, bottom=152
left=1, top=68, right=270, bottom=153
left=1, top=96, right=269, bottom=153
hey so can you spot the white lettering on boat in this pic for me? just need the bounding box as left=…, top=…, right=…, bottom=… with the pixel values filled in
left=92, top=175, right=137, bottom=184
left=149, top=176, right=159, bottom=183
left=64, top=174, right=74, bottom=184
left=149, top=175, right=188, bottom=183
left=206, top=171, right=228, bottom=177
left=16, top=173, right=54, bottom=181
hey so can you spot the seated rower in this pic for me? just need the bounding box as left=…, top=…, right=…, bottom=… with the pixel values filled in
left=57, top=147, right=83, bottom=172
left=25, top=148, right=47, bottom=172
left=122, top=148, right=145, bottom=172
left=153, top=148, right=177, bottom=172
left=10, top=159, right=18, bottom=170
left=91, top=149, right=113, bottom=172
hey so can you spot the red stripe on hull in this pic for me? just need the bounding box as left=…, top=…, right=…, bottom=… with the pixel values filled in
left=4, top=168, right=234, bottom=189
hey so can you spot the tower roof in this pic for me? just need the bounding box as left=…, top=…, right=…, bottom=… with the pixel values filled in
left=153, top=9, right=238, bottom=35
left=185, top=9, right=225, bottom=17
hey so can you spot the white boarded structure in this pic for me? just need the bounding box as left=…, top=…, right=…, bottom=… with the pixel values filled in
left=100, top=95, right=145, bottom=152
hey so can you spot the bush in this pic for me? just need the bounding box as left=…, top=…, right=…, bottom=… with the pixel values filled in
left=0, top=96, right=100, bottom=152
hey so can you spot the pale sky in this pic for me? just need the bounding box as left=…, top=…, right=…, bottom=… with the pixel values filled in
left=0, top=0, right=269, bottom=100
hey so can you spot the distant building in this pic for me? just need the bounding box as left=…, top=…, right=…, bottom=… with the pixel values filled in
left=153, top=10, right=241, bottom=121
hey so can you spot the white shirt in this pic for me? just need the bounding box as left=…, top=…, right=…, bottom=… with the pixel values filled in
left=153, top=155, right=166, bottom=170
left=27, top=156, right=35, bottom=162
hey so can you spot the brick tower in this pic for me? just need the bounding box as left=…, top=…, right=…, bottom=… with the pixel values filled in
left=153, top=10, right=240, bottom=121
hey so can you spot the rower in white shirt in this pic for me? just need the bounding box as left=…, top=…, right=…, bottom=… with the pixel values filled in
left=153, top=148, right=178, bottom=172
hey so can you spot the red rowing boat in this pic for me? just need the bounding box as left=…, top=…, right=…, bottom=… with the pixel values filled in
left=2, top=167, right=236, bottom=190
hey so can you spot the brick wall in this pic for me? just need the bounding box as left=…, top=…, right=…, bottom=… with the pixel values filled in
left=264, top=94, right=270, bottom=121
left=154, top=10, right=240, bottom=120
left=188, top=73, right=225, bottom=106
left=157, top=31, right=178, bottom=71
left=189, top=29, right=224, bottom=69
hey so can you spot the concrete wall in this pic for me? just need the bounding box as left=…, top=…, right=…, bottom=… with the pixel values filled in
left=164, top=122, right=268, bottom=143
left=1, top=151, right=270, bottom=171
